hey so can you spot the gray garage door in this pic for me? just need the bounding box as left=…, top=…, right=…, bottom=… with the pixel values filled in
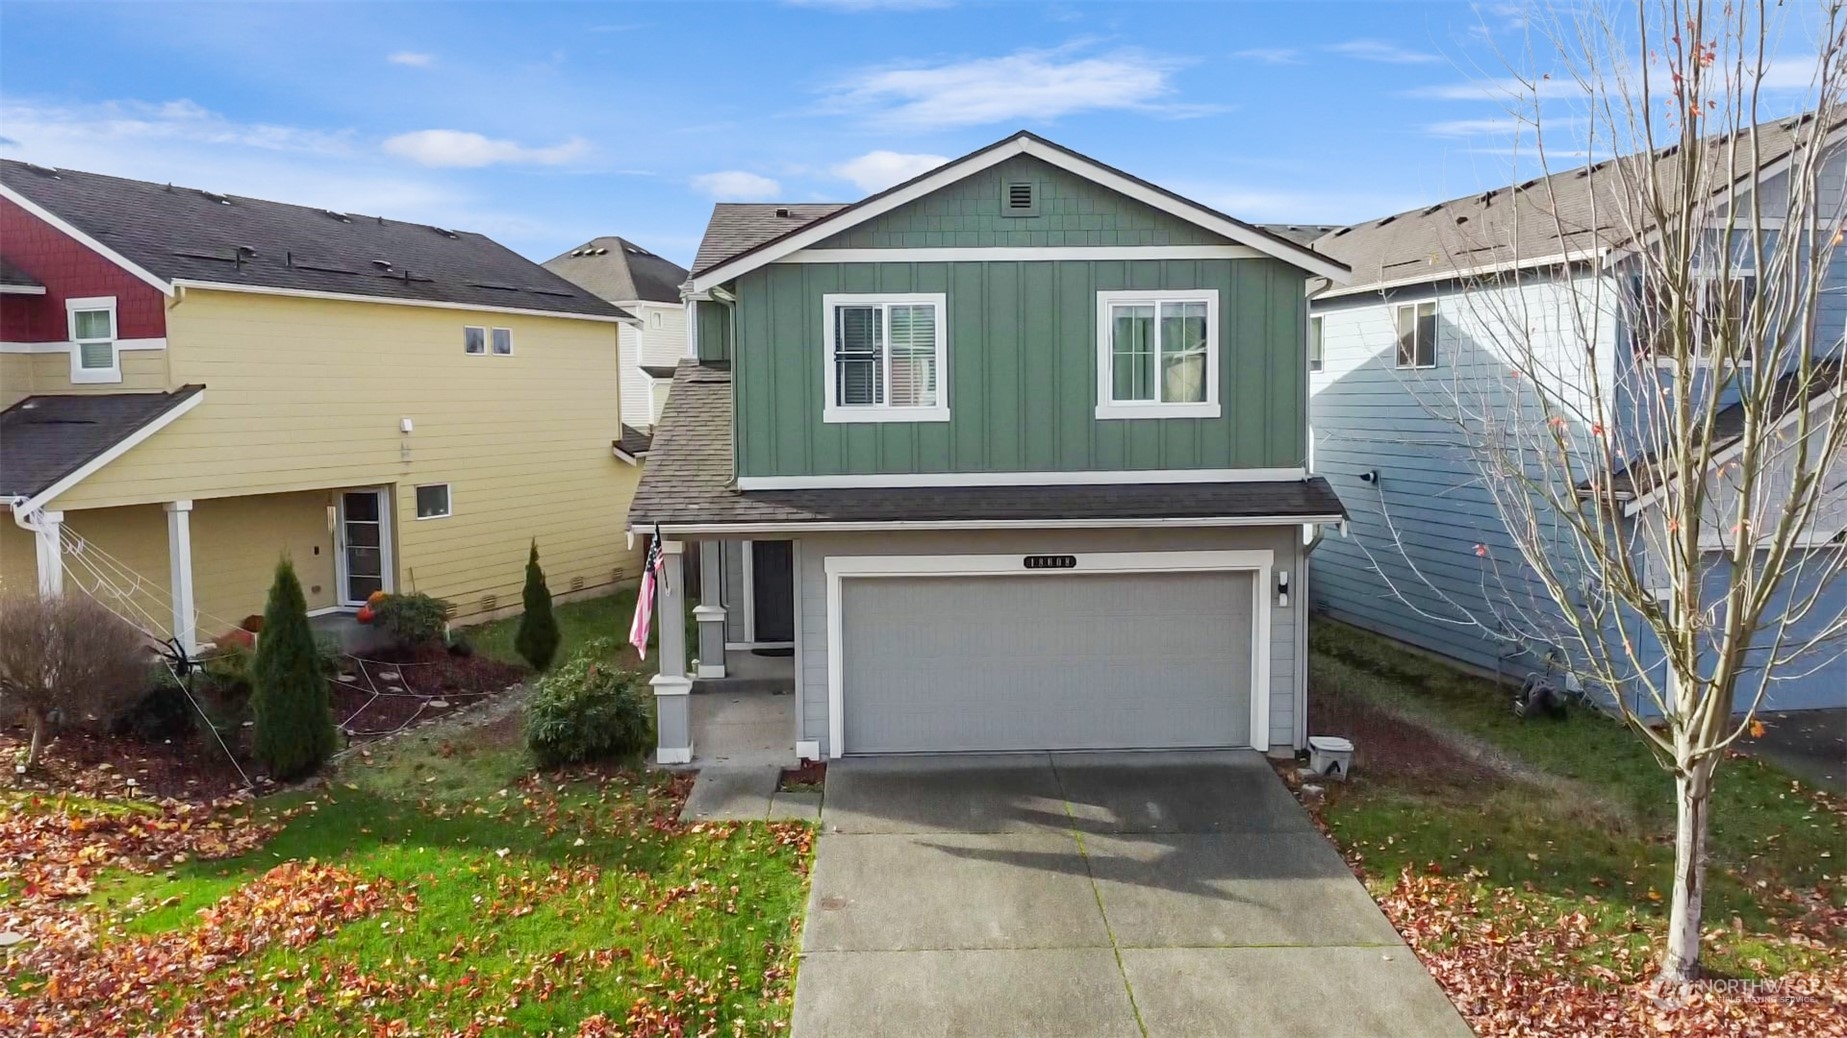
left=840, top=571, right=1254, bottom=754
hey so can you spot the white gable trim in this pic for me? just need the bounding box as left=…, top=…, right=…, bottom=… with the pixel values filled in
left=0, top=182, right=175, bottom=297
left=14, top=389, right=205, bottom=514
left=689, top=135, right=1352, bottom=292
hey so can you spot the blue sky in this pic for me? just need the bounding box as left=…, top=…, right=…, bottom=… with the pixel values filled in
left=0, top=1, right=1826, bottom=267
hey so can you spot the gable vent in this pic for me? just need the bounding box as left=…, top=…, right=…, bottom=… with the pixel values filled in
left=1002, top=180, right=1038, bottom=217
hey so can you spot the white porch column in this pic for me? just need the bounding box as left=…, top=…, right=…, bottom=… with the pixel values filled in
left=32, top=510, right=64, bottom=598
left=649, top=540, right=694, bottom=764
left=164, top=500, right=196, bottom=655
left=693, top=540, right=727, bottom=678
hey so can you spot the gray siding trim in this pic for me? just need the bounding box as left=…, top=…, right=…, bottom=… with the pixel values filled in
left=792, top=526, right=1304, bottom=756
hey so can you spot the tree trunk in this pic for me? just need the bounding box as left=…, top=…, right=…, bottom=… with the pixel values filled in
left=25, top=707, right=46, bottom=768
left=1660, top=754, right=1716, bottom=984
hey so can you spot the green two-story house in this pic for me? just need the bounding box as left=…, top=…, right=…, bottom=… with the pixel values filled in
left=629, top=131, right=1351, bottom=764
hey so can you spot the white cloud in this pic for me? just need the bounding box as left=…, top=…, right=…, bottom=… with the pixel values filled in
left=1425, top=117, right=1525, bottom=138
left=381, top=129, right=590, bottom=168
left=1234, top=48, right=1303, bottom=65
left=387, top=51, right=435, bottom=68
left=690, top=170, right=783, bottom=200
left=1406, top=74, right=1584, bottom=101
left=832, top=150, right=948, bottom=192
left=1183, top=180, right=1427, bottom=225
left=823, top=45, right=1200, bottom=129
left=1327, top=39, right=1441, bottom=64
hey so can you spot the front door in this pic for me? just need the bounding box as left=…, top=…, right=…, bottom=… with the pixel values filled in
left=750, top=540, right=795, bottom=643
left=336, top=489, right=393, bottom=606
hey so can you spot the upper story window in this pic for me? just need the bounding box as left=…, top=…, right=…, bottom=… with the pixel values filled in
left=822, top=293, right=950, bottom=423
left=414, top=483, right=452, bottom=519
left=67, top=296, right=120, bottom=384
left=464, top=326, right=486, bottom=354
left=1631, top=273, right=1756, bottom=365
left=492, top=327, right=513, bottom=355
left=1394, top=301, right=1438, bottom=369
left=1094, top=289, right=1220, bottom=420
left=1309, top=315, right=1325, bottom=373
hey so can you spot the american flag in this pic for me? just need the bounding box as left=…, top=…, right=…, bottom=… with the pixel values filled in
left=628, top=528, right=664, bottom=659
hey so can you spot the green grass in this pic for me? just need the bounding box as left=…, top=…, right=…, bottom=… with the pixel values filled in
left=1311, top=619, right=1846, bottom=980
left=49, top=718, right=814, bottom=1035
left=466, top=587, right=642, bottom=668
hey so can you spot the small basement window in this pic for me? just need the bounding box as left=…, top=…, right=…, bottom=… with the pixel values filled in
left=1001, top=180, right=1038, bottom=217
left=492, top=327, right=513, bottom=355
left=1395, top=301, right=1438, bottom=369
left=464, top=326, right=486, bottom=354
left=414, top=483, right=452, bottom=519
left=67, top=296, right=120, bottom=384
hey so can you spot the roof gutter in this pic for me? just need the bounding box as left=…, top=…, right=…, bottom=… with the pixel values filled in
left=628, top=514, right=1350, bottom=537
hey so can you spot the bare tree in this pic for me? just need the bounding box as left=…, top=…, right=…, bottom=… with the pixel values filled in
left=0, top=592, right=151, bottom=767
left=1343, top=0, right=1847, bottom=985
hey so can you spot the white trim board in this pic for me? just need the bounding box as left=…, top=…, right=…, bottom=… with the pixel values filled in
left=689, top=133, right=1352, bottom=292
left=171, top=279, right=629, bottom=324
left=0, top=284, right=46, bottom=296
left=736, top=466, right=1306, bottom=491
left=822, top=549, right=1273, bottom=758
left=0, top=337, right=166, bottom=354
left=783, top=245, right=1265, bottom=264
left=0, top=181, right=175, bottom=296
left=14, top=390, right=204, bottom=514
left=634, top=514, right=1347, bottom=537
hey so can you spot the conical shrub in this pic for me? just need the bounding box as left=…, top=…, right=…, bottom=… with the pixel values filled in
left=250, top=558, right=337, bottom=780
left=515, top=540, right=560, bottom=671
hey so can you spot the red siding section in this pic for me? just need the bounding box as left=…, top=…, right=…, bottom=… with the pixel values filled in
left=0, top=197, right=167, bottom=342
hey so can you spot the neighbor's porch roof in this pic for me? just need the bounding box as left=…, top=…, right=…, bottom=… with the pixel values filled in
left=628, top=363, right=1347, bottom=535
left=2, top=386, right=205, bottom=510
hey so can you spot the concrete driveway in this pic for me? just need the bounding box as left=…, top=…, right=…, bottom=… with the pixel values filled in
left=792, top=751, right=1471, bottom=1038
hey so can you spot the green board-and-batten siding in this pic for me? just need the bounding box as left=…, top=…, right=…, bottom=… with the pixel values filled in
left=815, top=155, right=1227, bottom=250
left=732, top=256, right=1308, bottom=479
left=695, top=298, right=729, bottom=363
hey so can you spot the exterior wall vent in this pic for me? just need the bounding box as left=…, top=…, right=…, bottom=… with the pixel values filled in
left=481, top=593, right=498, bottom=614
left=570, top=575, right=585, bottom=592
left=1001, top=180, right=1038, bottom=217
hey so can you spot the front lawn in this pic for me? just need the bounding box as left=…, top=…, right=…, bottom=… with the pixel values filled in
left=2, top=714, right=814, bottom=1037
left=468, top=587, right=645, bottom=670
left=1307, top=619, right=1846, bottom=1035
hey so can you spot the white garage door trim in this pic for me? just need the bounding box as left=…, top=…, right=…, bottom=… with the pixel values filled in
left=824, top=549, right=1274, bottom=758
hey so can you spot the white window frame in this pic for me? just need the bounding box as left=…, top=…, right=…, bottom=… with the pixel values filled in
left=491, top=327, right=514, bottom=356
left=66, top=296, right=121, bottom=384
left=1641, top=270, right=1757, bottom=369
left=464, top=325, right=486, bottom=355
left=413, top=483, right=453, bottom=520
left=821, top=292, right=951, bottom=424
left=1309, top=314, right=1324, bottom=373
left=1094, top=289, right=1221, bottom=420
left=1393, top=301, right=1438, bottom=370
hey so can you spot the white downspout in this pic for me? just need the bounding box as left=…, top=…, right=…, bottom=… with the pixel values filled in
left=11, top=498, right=64, bottom=597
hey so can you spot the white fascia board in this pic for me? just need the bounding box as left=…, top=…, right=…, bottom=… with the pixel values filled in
left=628, top=514, right=1348, bottom=537
left=17, top=389, right=204, bottom=513
left=0, top=284, right=46, bottom=296
left=1621, top=381, right=1846, bottom=517
left=689, top=135, right=1352, bottom=292
left=1313, top=249, right=1601, bottom=300
left=735, top=466, right=1306, bottom=491
left=0, top=182, right=175, bottom=297
left=783, top=245, right=1265, bottom=263
left=170, top=280, right=630, bottom=324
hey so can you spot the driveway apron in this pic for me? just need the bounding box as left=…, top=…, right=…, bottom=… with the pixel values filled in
left=791, top=750, right=1472, bottom=1038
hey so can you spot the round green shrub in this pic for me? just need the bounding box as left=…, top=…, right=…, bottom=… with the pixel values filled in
left=525, top=639, right=651, bottom=767
left=371, top=592, right=451, bottom=651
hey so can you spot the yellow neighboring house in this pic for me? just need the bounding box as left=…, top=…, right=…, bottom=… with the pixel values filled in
left=0, top=159, right=645, bottom=653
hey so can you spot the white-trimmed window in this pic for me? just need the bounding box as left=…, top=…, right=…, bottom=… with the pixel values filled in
left=1394, top=301, right=1438, bottom=369
left=1095, top=289, right=1219, bottom=420
left=822, top=293, right=950, bottom=423
left=67, top=297, right=121, bottom=384
left=464, top=326, right=486, bottom=355
left=1632, top=272, right=1757, bottom=365
left=1309, top=315, right=1325, bottom=373
left=414, top=483, right=452, bottom=519
left=491, top=327, right=513, bottom=355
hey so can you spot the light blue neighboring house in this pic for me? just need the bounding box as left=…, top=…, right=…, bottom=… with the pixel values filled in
left=1305, top=119, right=1847, bottom=713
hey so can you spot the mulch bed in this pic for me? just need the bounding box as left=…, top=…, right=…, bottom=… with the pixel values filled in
left=778, top=760, right=826, bottom=793
left=329, top=645, right=525, bottom=739
left=1306, top=684, right=1503, bottom=793
left=0, top=727, right=254, bottom=802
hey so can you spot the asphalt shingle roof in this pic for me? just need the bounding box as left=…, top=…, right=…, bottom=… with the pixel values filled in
left=630, top=364, right=1347, bottom=530
left=617, top=423, right=653, bottom=459
left=1314, top=116, right=1834, bottom=294
left=1, top=160, right=627, bottom=320
left=1260, top=224, right=1343, bottom=247
left=542, top=236, right=688, bottom=304
left=691, top=204, right=850, bottom=276
left=1, top=386, right=203, bottom=499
